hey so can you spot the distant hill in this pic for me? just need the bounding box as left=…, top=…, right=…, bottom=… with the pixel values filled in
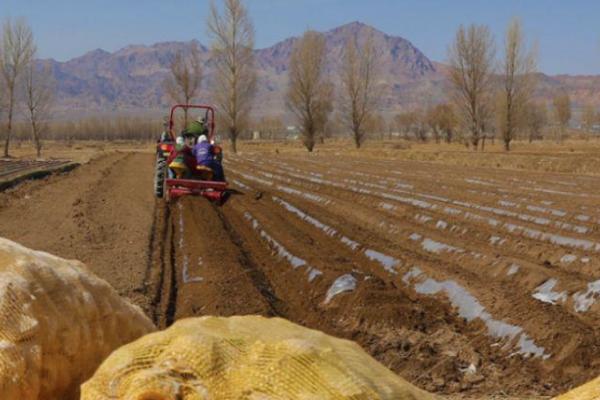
left=41, top=21, right=600, bottom=120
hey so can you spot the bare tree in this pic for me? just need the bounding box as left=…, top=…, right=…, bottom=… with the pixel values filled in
left=163, top=43, right=203, bottom=125
left=582, top=103, right=597, bottom=133
left=25, top=60, right=54, bottom=157
left=497, top=18, right=537, bottom=151
left=1, top=18, right=35, bottom=157
left=364, top=113, right=387, bottom=140
left=286, top=31, right=333, bottom=152
left=448, top=24, right=495, bottom=150
left=427, top=103, right=457, bottom=143
left=524, top=101, right=547, bottom=142
left=553, top=93, right=571, bottom=142
left=411, top=109, right=428, bottom=142
left=340, top=32, right=381, bottom=148
left=439, top=103, right=458, bottom=143
left=394, top=111, right=417, bottom=138
left=207, top=0, right=256, bottom=153
left=253, top=116, right=285, bottom=139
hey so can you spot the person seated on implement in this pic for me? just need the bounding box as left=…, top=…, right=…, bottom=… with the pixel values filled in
left=192, top=135, right=225, bottom=182
left=167, top=131, right=197, bottom=179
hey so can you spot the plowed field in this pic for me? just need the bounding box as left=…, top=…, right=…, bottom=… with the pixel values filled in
left=1, top=149, right=598, bottom=398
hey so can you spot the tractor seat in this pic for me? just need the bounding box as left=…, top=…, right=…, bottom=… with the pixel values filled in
left=169, top=159, right=188, bottom=179
left=196, top=165, right=214, bottom=181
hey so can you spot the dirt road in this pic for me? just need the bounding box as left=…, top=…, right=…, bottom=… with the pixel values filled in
left=1, top=149, right=598, bottom=398
left=0, top=152, right=156, bottom=312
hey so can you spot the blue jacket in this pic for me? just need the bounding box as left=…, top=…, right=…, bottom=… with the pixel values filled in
left=193, top=141, right=213, bottom=166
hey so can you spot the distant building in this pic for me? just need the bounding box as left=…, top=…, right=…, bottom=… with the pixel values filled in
left=286, top=126, right=299, bottom=140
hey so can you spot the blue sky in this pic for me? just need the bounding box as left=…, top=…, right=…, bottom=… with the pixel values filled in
left=2, top=0, right=599, bottom=75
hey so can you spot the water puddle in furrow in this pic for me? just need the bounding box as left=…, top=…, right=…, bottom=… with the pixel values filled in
left=243, top=211, right=322, bottom=282
left=176, top=203, right=203, bottom=284
left=402, top=267, right=550, bottom=360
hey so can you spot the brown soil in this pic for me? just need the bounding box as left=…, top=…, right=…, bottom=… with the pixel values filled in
left=1, top=149, right=598, bottom=399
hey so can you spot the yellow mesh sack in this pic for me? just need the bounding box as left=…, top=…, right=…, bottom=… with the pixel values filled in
left=82, top=315, right=438, bottom=400
left=0, top=237, right=156, bottom=400
left=554, top=375, right=600, bottom=400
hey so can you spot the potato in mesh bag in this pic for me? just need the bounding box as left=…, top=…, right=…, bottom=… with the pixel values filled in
left=0, top=237, right=155, bottom=400
left=553, top=375, right=600, bottom=400
left=82, top=315, right=437, bottom=400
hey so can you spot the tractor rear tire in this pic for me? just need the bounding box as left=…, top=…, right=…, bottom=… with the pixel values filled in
left=154, top=154, right=167, bottom=199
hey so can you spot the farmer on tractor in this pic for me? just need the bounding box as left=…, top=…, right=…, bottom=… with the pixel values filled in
left=193, top=135, right=225, bottom=182
left=185, top=116, right=208, bottom=140
left=167, top=132, right=197, bottom=179
left=155, top=104, right=228, bottom=202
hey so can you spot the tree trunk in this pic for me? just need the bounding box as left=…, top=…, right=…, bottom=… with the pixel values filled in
left=229, top=127, right=238, bottom=154
left=504, top=138, right=511, bottom=151
left=3, top=135, right=9, bottom=158
left=4, top=91, right=15, bottom=157
left=31, top=121, right=42, bottom=158
left=354, top=131, right=361, bottom=149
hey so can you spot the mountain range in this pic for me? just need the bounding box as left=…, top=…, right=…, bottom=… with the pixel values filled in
left=42, top=21, right=600, bottom=120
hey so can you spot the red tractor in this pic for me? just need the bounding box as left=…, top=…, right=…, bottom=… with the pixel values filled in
left=154, top=104, right=228, bottom=203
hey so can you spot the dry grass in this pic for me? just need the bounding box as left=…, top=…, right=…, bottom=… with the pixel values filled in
left=4, top=140, right=154, bottom=164
left=6, top=137, right=600, bottom=178
left=234, top=138, right=600, bottom=176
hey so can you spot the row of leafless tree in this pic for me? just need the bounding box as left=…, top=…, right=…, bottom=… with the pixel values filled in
left=581, top=103, right=600, bottom=132
left=13, top=117, right=161, bottom=142
left=392, top=94, right=576, bottom=145
left=447, top=19, right=580, bottom=151
left=286, top=30, right=380, bottom=151
left=163, top=1, right=382, bottom=153
left=4, top=3, right=596, bottom=154
left=0, top=18, right=55, bottom=157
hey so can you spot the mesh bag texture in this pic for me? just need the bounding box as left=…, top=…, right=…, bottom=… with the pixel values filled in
left=82, top=315, right=438, bottom=400
left=0, top=237, right=156, bottom=400
left=554, top=375, right=600, bottom=400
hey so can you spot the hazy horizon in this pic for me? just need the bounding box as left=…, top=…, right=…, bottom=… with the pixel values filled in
left=2, top=0, right=599, bottom=75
